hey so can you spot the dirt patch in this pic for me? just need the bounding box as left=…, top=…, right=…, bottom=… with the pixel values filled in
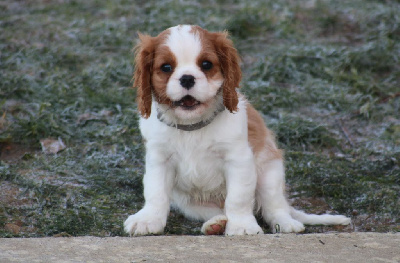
left=0, top=143, right=37, bottom=163
left=0, top=182, right=31, bottom=207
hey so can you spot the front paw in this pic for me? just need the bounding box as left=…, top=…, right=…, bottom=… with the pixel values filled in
left=267, top=210, right=305, bottom=233
left=225, top=216, right=263, bottom=236
left=124, top=209, right=166, bottom=236
left=271, top=218, right=305, bottom=233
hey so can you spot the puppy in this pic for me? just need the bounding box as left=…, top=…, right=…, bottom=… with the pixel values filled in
left=124, top=25, right=350, bottom=236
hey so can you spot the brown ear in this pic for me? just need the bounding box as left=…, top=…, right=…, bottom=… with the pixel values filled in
left=213, top=31, right=242, bottom=112
left=133, top=33, right=155, bottom=118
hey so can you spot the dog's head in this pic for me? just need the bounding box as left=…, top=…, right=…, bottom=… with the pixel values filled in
left=134, top=25, right=241, bottom=121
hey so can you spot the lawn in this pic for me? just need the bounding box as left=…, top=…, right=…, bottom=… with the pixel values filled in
left=0, top=0, right=399, bottom=237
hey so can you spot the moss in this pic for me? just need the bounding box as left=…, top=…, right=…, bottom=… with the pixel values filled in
left=286, top=152, right=400, bottom=222
left=270, top=115, right=338, bottom=151
left=226, top=7, right=274, bottom=38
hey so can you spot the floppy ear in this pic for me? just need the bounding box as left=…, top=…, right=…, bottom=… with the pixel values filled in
left=213, top=31, right=242, bottom=112
left=133, top=33, right=155, bottom=118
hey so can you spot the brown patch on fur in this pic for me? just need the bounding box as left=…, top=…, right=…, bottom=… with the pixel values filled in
left=247, top=103, right=283, bottom=160
left=213, top=31, right=241, bottom=112
left=133, top=30, right=171, bottom=118
left=196, top=47, right=223, bottom=82
left=152, top=45, right=176, bottom=106
left=193, top=26, right=241, bottom=112
left=194, top=28, right=224, bottom=82
left=133, top=33, right=154, bottom=118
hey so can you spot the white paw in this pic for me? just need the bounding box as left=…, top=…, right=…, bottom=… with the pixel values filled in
left=201, top=215, right=228, bottom=235
left=268, top=211, right=305, bottom=233
left=272, top=217, right=305, bottom=233
left=225, top=216, right=263, bottom=236
left=124, top=209, right=166, bottom=236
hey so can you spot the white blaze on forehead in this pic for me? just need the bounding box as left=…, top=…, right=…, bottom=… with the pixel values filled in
left=165, top=25, right=202, bottom=65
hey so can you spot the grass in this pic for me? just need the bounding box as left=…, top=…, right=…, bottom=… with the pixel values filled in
left=0, top=0, right=399, bottom=237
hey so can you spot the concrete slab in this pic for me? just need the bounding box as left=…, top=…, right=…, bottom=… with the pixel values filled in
left=0, top=233, right=399, bottom=262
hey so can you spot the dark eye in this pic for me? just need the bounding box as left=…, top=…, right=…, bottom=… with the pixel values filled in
left=201, top=61, right=213, bottom=70
left=161, top=64, right=173, bottom=72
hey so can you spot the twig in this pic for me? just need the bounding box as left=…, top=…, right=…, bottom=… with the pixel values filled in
left=337, top=119, right=355, bottom=147
left=379, top=92, right=400, bottom=104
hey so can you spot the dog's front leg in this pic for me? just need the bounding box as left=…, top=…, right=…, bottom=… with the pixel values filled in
left=124, top=148, right=173, bottom=236
left=224, top=145, right=263, bottom=235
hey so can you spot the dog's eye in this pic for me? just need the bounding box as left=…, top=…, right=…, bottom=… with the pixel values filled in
left=161, top=64, right=173, bottom=73
left=201, top=61, right=213, bottom=70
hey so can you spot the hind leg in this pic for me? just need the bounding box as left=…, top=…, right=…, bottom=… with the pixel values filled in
left=173, top=200, right=228, bottom=235
left=256, top=156, right=305, bottom=233
left=201, top=215, right=228, bottom=235
left=173, top=201, right=224, bottom=222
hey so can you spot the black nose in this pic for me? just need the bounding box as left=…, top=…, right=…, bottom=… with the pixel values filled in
left=179, top=75, right=195, bottom=90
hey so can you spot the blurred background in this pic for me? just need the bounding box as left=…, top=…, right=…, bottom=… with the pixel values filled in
left=0, top=0, right=399, bottom=237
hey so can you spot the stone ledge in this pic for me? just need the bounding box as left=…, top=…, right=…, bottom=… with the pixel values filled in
left=0, top=233, right=399, bottom=263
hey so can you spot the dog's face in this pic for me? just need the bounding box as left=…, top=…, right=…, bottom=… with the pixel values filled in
left=134, top=25, right=242, bottom=120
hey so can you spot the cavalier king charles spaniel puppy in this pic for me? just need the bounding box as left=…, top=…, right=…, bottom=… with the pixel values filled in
left=124, top=25, right=351, bottom=236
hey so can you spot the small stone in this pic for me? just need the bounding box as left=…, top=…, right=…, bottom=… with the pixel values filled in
left=40, top=137, right=66, bottom=154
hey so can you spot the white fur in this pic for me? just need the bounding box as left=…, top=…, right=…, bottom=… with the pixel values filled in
left=124, top=25, right=351, bottom=236
left=124, top=98, right=263, bottom=235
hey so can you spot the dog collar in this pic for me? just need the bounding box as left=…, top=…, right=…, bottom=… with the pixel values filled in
left=156, top=104, right=226, bottom=131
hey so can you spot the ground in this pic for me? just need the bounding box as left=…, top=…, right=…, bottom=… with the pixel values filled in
left=1, top=233, right=399, bottom=262
left=0, top=0, right=399, bottom=237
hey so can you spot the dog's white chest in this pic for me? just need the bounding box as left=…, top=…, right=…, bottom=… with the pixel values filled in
left=172, top=140, right=226, bottom=194
left=139, top=103, right=248, bottom=204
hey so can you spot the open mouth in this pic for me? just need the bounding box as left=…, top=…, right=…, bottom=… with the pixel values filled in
left=173, top=95, right=201, bottom=110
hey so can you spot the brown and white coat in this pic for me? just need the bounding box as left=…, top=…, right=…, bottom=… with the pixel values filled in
left=124, top=25, right=350, bottom=236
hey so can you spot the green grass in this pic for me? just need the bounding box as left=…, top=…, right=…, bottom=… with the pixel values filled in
left=1, top=0, right=399, bottom=237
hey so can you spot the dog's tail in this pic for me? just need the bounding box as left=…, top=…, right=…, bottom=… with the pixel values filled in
left=290, top=207, right=351, bottom=225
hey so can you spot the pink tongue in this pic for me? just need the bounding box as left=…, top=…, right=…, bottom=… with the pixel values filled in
left=182, top=98, right=197, bottom=107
